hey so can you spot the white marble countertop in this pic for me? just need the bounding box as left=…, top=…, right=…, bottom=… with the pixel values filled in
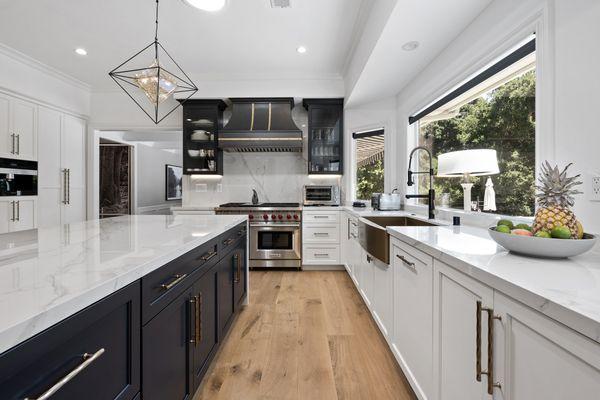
left=0, top=214, right=247, bottom=354
left=387, top=224, right=600, bottom=343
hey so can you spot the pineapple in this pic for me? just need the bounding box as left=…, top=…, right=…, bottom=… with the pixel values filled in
left=532, top=162, right=583, bottom=238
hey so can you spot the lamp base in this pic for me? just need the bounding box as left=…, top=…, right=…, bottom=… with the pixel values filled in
left=461, top=182, right=473, bottom=212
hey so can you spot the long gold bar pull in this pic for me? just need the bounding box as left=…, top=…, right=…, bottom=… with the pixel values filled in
left=189, top=296, right=197, bottom=344
left=476, top=301, right=483, bottom=382
left=196, top=293, right=202, bottom=344
left=480, top=305, right=502, bottom=394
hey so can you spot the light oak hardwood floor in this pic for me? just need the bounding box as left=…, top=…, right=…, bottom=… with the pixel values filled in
left=195, top=270, right=417, bottom=400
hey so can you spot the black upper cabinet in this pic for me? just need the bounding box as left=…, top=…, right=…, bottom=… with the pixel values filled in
left=0, top=282, right=140, bottom=400
left=302, top=98, right=344, bottom=175
left=181, top=99, right=227, bottom=176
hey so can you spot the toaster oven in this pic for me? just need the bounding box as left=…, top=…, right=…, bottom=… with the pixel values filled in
left=303, top=185, right=340, bottom=206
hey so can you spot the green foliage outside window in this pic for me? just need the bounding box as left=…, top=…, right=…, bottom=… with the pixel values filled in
left=356, top=159, right=384, bottom=200
left=419, top=71, right=536, bottom=216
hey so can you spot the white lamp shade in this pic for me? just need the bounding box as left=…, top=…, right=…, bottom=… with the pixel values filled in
left=437, top=149, right=500, bottom=177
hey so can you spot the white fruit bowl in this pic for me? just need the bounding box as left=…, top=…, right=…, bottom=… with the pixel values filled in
left=488, top=227, right=597, bottom=258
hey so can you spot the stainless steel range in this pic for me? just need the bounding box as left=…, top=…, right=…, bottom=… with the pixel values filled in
left=215, top=202, right=302, bottom=269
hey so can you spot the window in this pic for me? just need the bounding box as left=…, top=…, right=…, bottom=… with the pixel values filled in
left=353, top=128, right=384, bottom=200
left=410, top=38, right=536, bottom=216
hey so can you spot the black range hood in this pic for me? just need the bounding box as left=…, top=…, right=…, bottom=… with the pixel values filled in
left=219, top=98, right=303, bottom=152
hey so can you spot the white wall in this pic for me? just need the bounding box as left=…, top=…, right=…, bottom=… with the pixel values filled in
left=0, top=43, right=90, bottom=116
left=136, top=145, right=182, bottom=210
left=344, top=97, right=398, bottom=202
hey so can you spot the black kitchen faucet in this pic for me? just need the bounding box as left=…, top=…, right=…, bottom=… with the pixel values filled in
left=406, top=146, right=436, bottom=220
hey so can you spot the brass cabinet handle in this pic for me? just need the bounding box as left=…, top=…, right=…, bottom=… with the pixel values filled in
left=160, top=273, right=187, bottom=290
left=396, top=254, right=415, bottom=268
left=197, top=293, right=202, bottom=344
left=189, top=296, right=196, bottom=344
left=24, top=348, right=105, bottom=400
left=233, top=254, right=239, bottom=283
left=199, top=250, right=217, bottom=262
left=476, top=301, right=502, bottom=394
left=223, top=238, right=235, bottom=245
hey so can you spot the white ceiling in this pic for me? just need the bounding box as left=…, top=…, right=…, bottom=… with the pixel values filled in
left=346, top=0, right=493, bottom=107
left=0, top=0, right=366, bottom=90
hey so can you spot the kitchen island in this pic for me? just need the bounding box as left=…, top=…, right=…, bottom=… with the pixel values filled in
left=0, top=214, right=248, bottom=400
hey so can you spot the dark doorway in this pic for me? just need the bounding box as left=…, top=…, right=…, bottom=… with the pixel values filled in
left=100, top=140, right=132, bottom=218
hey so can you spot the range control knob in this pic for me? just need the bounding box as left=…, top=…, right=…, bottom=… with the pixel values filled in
left=293, top=214, right=299, bottom=220
left=263, top=214, right=269, bottom=220
left=271, top=214, right=277, bottom=220
left=278, top=214, right=283, bottom=220
left=287, top=214, right=292, bottom=220
left=249, top=214, right=254, bottom=220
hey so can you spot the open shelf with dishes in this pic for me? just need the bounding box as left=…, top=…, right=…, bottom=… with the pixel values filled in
left=181, top=99, right=227, bottom=175
left=302, top=98, right=344, bottom=175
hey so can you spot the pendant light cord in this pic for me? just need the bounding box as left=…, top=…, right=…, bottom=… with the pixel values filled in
left=154, top=0, right=159, bottom=59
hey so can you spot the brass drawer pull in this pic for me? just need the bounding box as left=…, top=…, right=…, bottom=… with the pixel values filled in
left=223, top=238, right=235, bottom=245
left=24, top=348, right=105, bottom=400
left=197, top=293, right=202, bottom=343
left=395, top=254, right=415, bottom=268
left=189, top=296, right=197, bottom=344
left=237, top=229, right=245, bottom=236
left=200, top=250, right=217, bottom=262
left=160, top=273, right=187, bottom=290
left=476, top=301, right=502, bottom=394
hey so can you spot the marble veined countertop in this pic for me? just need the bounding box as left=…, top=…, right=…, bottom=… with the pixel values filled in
left=387, top=224, right=600, bottom=342
left=0, top=214, right=247, bottom=354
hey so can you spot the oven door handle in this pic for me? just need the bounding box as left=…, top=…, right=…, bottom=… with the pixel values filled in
left=249, top=223, right=300, bottom=228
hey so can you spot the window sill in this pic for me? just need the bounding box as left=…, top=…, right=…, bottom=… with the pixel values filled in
left=404, top=203, right=533, bottom=228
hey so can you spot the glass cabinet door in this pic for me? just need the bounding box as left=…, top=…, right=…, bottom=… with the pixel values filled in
left=304, top=99, right=344, bottom=175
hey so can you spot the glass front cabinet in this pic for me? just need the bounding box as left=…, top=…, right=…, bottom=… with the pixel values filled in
left=302, top=98, right=344, bottom=175
left=181, top=99, right=227, bottom=175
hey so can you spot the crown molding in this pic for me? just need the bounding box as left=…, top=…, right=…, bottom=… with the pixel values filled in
left=0, top=42, right=92, bottom=92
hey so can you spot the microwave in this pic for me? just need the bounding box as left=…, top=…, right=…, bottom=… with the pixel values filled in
left=0, top=158, right=37, bottom=196
left=303, top=185, right=340, bottom=206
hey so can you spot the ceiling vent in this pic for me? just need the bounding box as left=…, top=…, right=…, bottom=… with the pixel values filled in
left=270, top=0, right=291, bottom=8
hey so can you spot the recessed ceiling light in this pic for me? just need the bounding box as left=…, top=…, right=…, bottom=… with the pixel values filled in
left=401, top=41, right=420, bottom=51
left=75, top=48, right=88, bottom=56
left=297, top=46, right=307, bottom=54
left=182, top=0, right=226, bottom=12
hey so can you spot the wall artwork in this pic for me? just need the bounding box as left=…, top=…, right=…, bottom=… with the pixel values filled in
left=100, top=144, right=131, bottom=218
left=166, top=164, right=183, bottom=201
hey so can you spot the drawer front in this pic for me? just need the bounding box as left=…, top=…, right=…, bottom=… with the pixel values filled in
left=0, top=282, right=140, bottom=400
left=303, top=211, right=340, bottom=224
left=303, top=244, right=341, bottom=264
left=142, top=239, right=219, bottom=324
left=303, top=225, right=340, bottom=243
left=218, top=222, right=247, bottom=255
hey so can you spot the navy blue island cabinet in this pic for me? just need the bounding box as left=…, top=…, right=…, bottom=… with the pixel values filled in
left=0, top=222, right=247, bottom=400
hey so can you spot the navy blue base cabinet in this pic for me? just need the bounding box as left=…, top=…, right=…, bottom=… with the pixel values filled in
left=0, top=282, right=141, bottom=400
left=0, top=222, right=247, bottom=400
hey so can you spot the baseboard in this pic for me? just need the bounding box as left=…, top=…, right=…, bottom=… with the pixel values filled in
left=301, top=264, right=345, bottom=271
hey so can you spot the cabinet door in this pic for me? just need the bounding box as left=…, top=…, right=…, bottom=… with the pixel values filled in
left=0, top=200, right=10, bottom=233
left=0, top=282, right=140, bottom=400
left=372, top=256, right=393, bottom=338
left=37, top=107, right=62, bottom=188
left=37, top=188, right=62, bottom=228
left=11, top=98, right=36, bottom=160
left=62, top=186, right=86, bottom=224
left=433, top=260, right=493, bottom=400
left=0, top=94, right=10, bottom=157
left=493, top=292, right=600, bottom=400
left=340, top=214, right=350, bottom=272
left=217, top=252, right=235, bottom=338
left=392, top=242, right=434, bottom=400
left=143, top=288, right=194, bottom=400
left=10, top=199, right=35, bottom=232
left=233, top=239, right=247, bottom=310
left=61, top=115, right=85, bottom=189
left=359, top=249, right=374, bottom=307
left=191, top=266, right=218, bottom=389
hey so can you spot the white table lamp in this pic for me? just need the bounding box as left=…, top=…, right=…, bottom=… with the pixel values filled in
left=437, top=149, right=500, bottom=212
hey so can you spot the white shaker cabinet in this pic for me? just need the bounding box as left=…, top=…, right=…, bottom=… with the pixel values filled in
left=433, top=260, right=494, bottom=400
left=302, top=209, right=341, bottom=266
left=0, top=198, right=37, bottom=233
left=493, top=292, right=600, bottom=400
left=392, top=239, right=434, bottom=400
left=37, top=107, right=86, bottom=227
left=0, top=94, right=37, bottom=160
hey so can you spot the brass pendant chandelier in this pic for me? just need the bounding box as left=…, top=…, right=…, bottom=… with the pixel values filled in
left=108, top=0, right=198, bottom=124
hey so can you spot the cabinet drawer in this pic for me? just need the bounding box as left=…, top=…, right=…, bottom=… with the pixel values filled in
left=142, top=239, right=219, bottom=324
left=303, top=244, right=340, bottom=264
left=303, top=211, right=340, bottom=224
left=0, top=282, right=140, bottom=400
left=303, top=225, right=340, bottom=243
left=218, top=222, right=246, bottom=255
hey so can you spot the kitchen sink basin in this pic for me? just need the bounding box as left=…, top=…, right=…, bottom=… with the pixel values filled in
left=358, top=216, right=437, bottom=264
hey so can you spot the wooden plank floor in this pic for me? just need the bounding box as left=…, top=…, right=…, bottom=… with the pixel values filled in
left=194, top=270, right=417, bottom=400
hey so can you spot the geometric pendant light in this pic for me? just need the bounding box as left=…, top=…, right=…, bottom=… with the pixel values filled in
left=108, top=0, right=198, bottom=124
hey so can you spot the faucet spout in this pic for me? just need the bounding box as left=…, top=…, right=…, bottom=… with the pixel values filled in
left=406, top=146, right=436, bottom=219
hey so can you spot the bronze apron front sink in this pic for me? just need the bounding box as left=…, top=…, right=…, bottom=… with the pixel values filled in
left=357, top=216, right=436, bottom=264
